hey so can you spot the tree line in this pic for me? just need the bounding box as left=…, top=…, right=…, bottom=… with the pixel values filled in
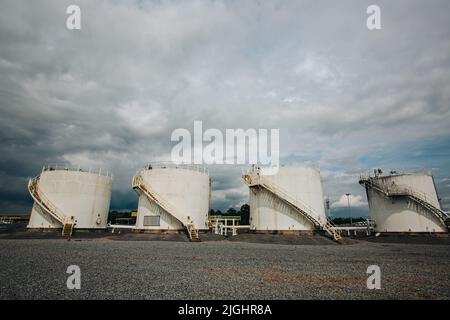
left=210, top=204, right=250, bottom=225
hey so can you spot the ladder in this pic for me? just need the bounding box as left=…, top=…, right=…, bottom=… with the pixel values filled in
left=242, top=172, right=342, bottom=242
left=132, top=174, right=201, bottom=241
left=187, top=223, right=200, bottom=242
left=28, top=176, right=75, bottom=238
left=360, top=177, right=450, bottom=231
left=62, top=223, right=74, bottom=237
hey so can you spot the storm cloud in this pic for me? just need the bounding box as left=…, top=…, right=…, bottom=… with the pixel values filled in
left=1, top=0, right=449, bottom=214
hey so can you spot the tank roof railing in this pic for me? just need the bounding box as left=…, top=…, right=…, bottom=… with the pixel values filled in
left=242, top=166, right=258, bottom=176
left=360, top=169, right=433, bottom=181
left=42, top=164, right=113, bottom=178
left=242, top=164, right=323, bottom=177
left=141, top=161, right=209, bottom=174
left=241, top=165, right=275, bottom=176
left=209, top=215, right=242, bottom=221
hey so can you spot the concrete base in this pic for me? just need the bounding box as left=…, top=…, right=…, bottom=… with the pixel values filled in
left=132, top=229, right=184, bottom=234
left=248, top=229, right=316, bottom=236
left=27, top=228, right=62, bottom=233
left=133, top=228, right=210, bottom=234
left=377, top=232, right=448, bottom=237
left=27, top=227, right=107, bottom=233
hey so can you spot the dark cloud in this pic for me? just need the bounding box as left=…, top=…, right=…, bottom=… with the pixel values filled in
left=0, top=0, right=449, bottom=214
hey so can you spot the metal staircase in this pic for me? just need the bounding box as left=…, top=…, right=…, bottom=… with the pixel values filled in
left=28, top=176, right=74, bottom=237
left=62, top=223, right=74, bottom=237
left=359, top=177, right=450, bottom=231
left=187, top=223, right=200, bottom=242
left=242, top=171, right=342, bottom=242
left=132, top=174, right=200, bottom=241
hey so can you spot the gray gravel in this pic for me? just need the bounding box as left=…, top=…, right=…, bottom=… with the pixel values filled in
left=0, top=238, right=449, bottom=300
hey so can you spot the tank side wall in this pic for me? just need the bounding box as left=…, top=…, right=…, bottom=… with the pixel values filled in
left=135, top=194, right=184, bottom=230
left=249, top=167, right=325, bottom=231
left=367, top=174, right=446, bottom=232
left=27, top=171, right=112, bottom=229
left=381, top=174, right=440, bottom=208
left=135, top=168, right=210, bottom=230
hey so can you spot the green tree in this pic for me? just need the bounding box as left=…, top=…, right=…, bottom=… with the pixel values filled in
left=240, top=204, right=250, bottom=225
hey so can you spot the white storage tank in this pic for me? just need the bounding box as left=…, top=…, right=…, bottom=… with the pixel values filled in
left=361, top=171, right=447, bottom=233
left=28, top=165, right=113, bottom=230
left=133, top=163, right=211, bottom=232
left=246, top=166, right=327, bottom=232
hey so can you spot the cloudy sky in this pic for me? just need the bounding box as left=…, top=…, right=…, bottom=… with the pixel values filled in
left=1, top=0, right=449, bottom=217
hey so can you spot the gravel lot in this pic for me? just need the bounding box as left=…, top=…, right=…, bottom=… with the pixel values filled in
left=1, top=238, right=449, bottom=300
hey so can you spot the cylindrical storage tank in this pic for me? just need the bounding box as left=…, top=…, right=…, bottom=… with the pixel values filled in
left=28, top=165, right=113, bottom=230
left=249, top=166, right=326, bottom=232
left=134, top=164, right=210, bottom=232
left=365, top=172, right=446, bottom=233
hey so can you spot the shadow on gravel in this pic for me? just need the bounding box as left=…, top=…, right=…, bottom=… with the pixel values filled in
left=227, top=233, right=340, bottom=245
left=360, top=234, right=450, bottom=245
left=1, top=223, right=449, bottom=245
left=0, top=224, right=343, bottom=245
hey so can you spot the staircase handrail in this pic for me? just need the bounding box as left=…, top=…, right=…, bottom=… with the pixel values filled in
left=28, top=176, right=70, bottom=224
left=360, top=177, right=450, bottom=223
left=243, top=172, right=342, bottom=241
left=132, top=174, right=188, bottom=225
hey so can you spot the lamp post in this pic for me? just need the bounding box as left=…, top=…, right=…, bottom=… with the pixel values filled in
left=325, top=198, right=331, bottom=221
left=345, top=193, right=352, bottom=225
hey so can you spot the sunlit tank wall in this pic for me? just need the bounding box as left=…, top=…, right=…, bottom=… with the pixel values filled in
left=366, top=173, right=445, bottom=233
left=28, top=169, right=113, bottom=229
left=135, top=167, right=210, bottom=231
left=249, top=167, right=326, bottom=231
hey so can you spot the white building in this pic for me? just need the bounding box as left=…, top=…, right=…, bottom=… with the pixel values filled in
left=243, top=166, right=333, bottom=235
left=132, top=164, right=210, bottom=237
left=28, top=165, right=113, bottom=231
left=360, top=172, right=449, bottom=233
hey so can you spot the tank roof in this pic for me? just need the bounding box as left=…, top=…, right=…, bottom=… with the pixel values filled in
left=141, top=162, right=209, bottom=175
left=360, top=168, right=433, bottom=180
left=41, top=164, right=113, bottom=178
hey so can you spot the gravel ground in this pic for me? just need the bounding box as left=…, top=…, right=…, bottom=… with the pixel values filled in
left=0, top=238, right=449, bottom=300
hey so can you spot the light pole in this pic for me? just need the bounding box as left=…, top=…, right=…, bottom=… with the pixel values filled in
left=345, top=193, right=352, bottom=225
left=325, top=198, right=331, bottom=221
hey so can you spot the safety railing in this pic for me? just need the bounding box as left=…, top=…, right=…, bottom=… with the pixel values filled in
left=132, top=174, right=201, bottom=241
left=28, top=175, right=75, bottom=237
left=141, top=162, right=209, bottom=174
left=28, top=176, right=66, bottom=224
left=42, top=164, right=113, bottom=178
left=243, top=171, right=342, bottom=241
left=360, top=176, right=449, bottom=226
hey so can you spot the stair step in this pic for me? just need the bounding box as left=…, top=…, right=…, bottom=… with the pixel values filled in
left=363, top=178, right=450, bottom=232
left=247, top=178, right=342, bottom=243
left=62, top=223, right=74, bottom=237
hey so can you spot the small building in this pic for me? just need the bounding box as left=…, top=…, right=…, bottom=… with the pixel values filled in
left=360, top=171, right=449, bottom=233
left=132, top=163, right=211, bottom=240
left=242, top=166, right=341, bottom=241
left=27, top=165, right=113, bottom=235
